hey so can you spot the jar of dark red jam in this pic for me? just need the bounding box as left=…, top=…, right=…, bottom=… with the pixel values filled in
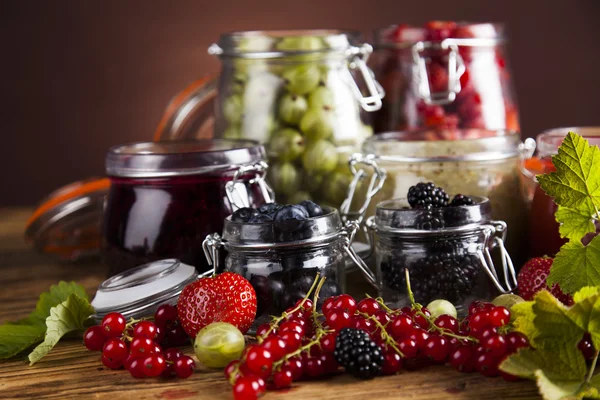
left=104, top=139, right=272, bottom=275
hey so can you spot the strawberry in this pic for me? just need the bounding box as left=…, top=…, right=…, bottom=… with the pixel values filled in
left=177, top=272, right=257, bottom=337
left=517, top=257, right=574, bottom=305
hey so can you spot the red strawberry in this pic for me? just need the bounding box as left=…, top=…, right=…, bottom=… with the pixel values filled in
left=517, top=257, right=574, bottom=306
left=177, top=272, right=257, bottom=337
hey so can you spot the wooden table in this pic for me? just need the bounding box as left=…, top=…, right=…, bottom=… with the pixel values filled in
left=0, top=208, right=541, bottom=399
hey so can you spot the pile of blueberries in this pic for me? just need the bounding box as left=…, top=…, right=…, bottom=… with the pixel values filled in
left=231, top=200, right=325, bottom=224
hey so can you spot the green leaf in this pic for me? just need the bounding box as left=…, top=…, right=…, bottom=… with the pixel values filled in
left=556, top=205, right=597, bottom=241
left=573, top=287, right=600, bottom=303
left=549, top=236, right=600, bottom=294
left=28, top=294, right=94, bottom=365
left=530, top=291, right=583, bottom=348
left=512, top=300, right=537, bottom=340
left=0, top=324, right=46, bottom=359
left=535, top=370, right=583, bottom=400
left=27, top=281, right=89, bottom=326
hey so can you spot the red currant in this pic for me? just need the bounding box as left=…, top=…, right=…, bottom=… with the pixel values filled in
left=382, top=351, right=402, bottom=375
left=489, top=306, right=511, bottom=327
left=293, top=298, right=313, bottom=313
left=373, top=310, right=391, bottom=329
left=320, top=332, right=336, bottom=353
left=408, top=328, right=430, bottom=351
left=124, top=354, right=136, bottom=370
left=578, top=334, right=596, bottom=360
left=154, top=325, right=166, bottom=342
left=101, top=354, right=123, bottom=369
left=154, top=304, right=178, bottom=327
left=475, top=353, right=500, bottom=377
left=83, top=325, right=107, bottom=351
left=390, top=313, right=414, bottom=339
left=175, top=356, right=196, bottom=378
left=128, top=358, right=146, bottom=378
left=397, top=338, right=418, bottom=359
left=282, top=357, right=303, bottom=380
left=325, top=308, right=352, bottom=331
left=142, top=354, right=166, bottom=377
left=476, top=326, right=498, bottom=341
left=450, top=345, right=476, bottom=372
left=349, top=316, right=374, bottom=333
left=261, top=335, right=287, bottom=361
left=469, top=311, right=491, bottom=331
left=100, top=312, right=126, bottom=338
left=164, top=348, right=183, bottom=361
left=102, top=338, right=128, bottom=363
left=133, top=321, right=158, bottom=340
left=322, top=296, right=338, bottom=315
left=482, top=334, right=508, bottom=358
left=423, top=335, right=450, bottom=362
left=357, top=298, right=381, bottom=315
left=244, top=344, right=273, bottom=378
left=273, top=369, right=293, bottom=389
left=413, top=307, right=431, bottom=329
left=319, top=353, right=338, bottom=374
left=305, top=357, right=325, bottom=378
left=506, top=332, right=530, bottom=353
left=225, top=360, right=239, bottom=380
left=256, top=323, right=272, bottom=338
left=279, top=331, right=302, bottom=353
left=130, top=337, right=156, bottom=358
left=333, top=294, right=357, bottom=314
left=434, top=315, right=459, bottom=334
left=279, top=320, right=305, bottom=337
left=165, top=323, right=189, bottom=347
left=233, top=376, right=264, bottom=400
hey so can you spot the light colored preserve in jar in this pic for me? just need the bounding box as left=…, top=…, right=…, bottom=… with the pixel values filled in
left=209, top=30, right=384, bottom=207
left=355, top=130, right=532, bottom=264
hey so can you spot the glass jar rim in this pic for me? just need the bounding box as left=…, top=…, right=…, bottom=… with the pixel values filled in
left=536, top=126, right=600, bottom=157
left=373, top=22, right=505, bottom=47
left=106, top=139, right=266, bottom=178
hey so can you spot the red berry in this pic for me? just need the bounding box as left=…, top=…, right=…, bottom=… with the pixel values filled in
left=142, top=354, right=166, bottom=377
left=225, top=360, right=239, bottom=380
left=273, top=369, right=293, bottom=389
left=164, top=348, right=183, bottom=362
left=506, top=332, right=530, bottom=353
left=255, top=323, right=272, bottom=338
left=482, top=334, right=508, bottom=358
left=450, top=345, right=476, bottom=373
left=349, top=316, right=374, bottom=333
left=390, top=313, right=414, bottom=339
left=280, top=331, right=302, bottom=353
left=434, top=315, right=459, bottom=334
left=322, top=296, right=338, bottom=315
left=293, top=298, right=313, bottom=315
left=261, top=335, right=287, bottom=361
left=287, top=316, right=310, bottom=333
left=232, top=376, right=264, bottom=400
left=469, top=311, right=491, bottom=331
left=130, top=337, right=156, bottom=358
left=489, top=306, right=511, bottom=327
left=475, top=353, right=500, bottom=377
left=124, top=354, right=136, bottom=370
left=423, top=335, right=450, bottom=362
left=282, top=357, right=303, bottom=380
left=357, top=298, right=381, bottom=316
left=102, top=338, right=128, bottom=363
left=133, top=321, right=158, bottom=340
left=244, top=344, right=273, bottom=378
left=154, top=325, right=166, bottom=342
left=279, top=320, right=305, bottom=337
left=333, top=294, right=357, bottom=315
left=408, top=328, right=430, bottom=351
left=305, top=357, right=325, bottom=378
left=165, top=322, right=189, bottom=347
left=398, top=338, right=418, bottom=359
left=517, top=257, right=573, bottom=305
left=128, top=358, right=146, bottom=378
left=100, top=312, right=126, bottom=338
left=578, top=334, right=596, bottom=360
left=101, top=354, right=123, bottom=369
left=413, top=308, right=431, bottom=329
left=469, top=301, right=485, bottom=315
left=476, top=326, right=498, bottom=341
left=373, top=310, right=391, bottom=329
left=382, top=351, right=402, bottom=375
left=319, top=353, right=338, bottom=374
left=175, top=356, right=196, bottom=378
left=325, top=308, right=352, bottom=331
left=320, top=332, right=336, bottom=353
left=154, top=304, right=178, bottom=327
left=83, top=325, right=108, bottom=351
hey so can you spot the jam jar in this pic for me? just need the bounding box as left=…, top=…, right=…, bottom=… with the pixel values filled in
left=523, top=127, right=600, bottom=258
left=345, top=129, right=534, bottom=265
left=203, top=208, right=375, bottom=324
left=367, top=197, right=515, bottom=314
left=209, top=30, right=384, bottom=207
left=103, top=139, right=273, bottom=275
left=369, top=22, right=520, bottom=134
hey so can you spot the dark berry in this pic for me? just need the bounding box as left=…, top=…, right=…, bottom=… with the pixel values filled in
left=407, top=182, right=449, bottom=209
left=450, top=194, right=474, bottom=206
left=334, top=328, right=384, bottom=379
left=231, top=207, right=259, bottom=222
left=273, top=204, right=309, bottom=222
left=248, top=213, right=273, bottom=223
left=298, top=200, right=324, bottom=217
left=258, top=202, right=282, bottom=215
left=415, top=208, right=445, bottom=230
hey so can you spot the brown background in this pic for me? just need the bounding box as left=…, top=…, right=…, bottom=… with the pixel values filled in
left=1, top=0, right=599, bottom=206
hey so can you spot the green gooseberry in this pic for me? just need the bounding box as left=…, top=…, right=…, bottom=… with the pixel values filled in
left=287, top=191, right=312, bottom=204
left=281, top=65, right=321, bottom=95
left=222, top=125, right=242, bottom=139
left=308, top=86, right=335, bottom=109
left=222, top=95, right=243, bottom=124
left=278, top=93, right=308, bottom=125
left=303, top=171, right=325, bottom=195
left=268, top=162, right=301, bottom=196
left=322, top=171, right=352, bottom=206
left=269, top=128, right=305, bottom=162
left=299, top=106, right=336, bottom=141
left=275, top=36, right=326, bottom=52
left=302, top=140, right=338, bottom=175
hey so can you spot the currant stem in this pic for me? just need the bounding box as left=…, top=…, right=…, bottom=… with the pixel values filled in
left=357, top=311, right=405, bottom=358
left=586, top=350, right=599, bottom=383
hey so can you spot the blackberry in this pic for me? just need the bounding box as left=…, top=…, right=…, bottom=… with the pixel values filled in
left=450, top=194, right=474, bottom=206
left=334, top=328, right=384, bottom=379
left=415, top=208, right=445, bottom=230
left=407, top=182, right=449, bottom=209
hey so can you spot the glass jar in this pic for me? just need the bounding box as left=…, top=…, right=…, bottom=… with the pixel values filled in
left=203, top=208, right=374, bottom=324
left=346, top=129, right=534, bottom=265
left=103, top=139, right=273, bottom=275
left=367, top=197, right=515, bottom=314
left=209, top=30, right=384, bottom=207
left=369, top=22, right=520, bottom=133
left=523, top=127, right=600, bottom=257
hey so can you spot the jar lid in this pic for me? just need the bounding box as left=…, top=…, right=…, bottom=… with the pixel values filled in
left=24, top=177, right=109, bottom=261
left=374, top=196, right=492, bottom=234
left=106, top=139, right=266, bottom=178
left=536, top=126, right=600, bottom=157
left=221, top=208, right=344, bottom=247
left=90, top=259, right=199, bottom=322
left=373, top=22, right=505, bottom=47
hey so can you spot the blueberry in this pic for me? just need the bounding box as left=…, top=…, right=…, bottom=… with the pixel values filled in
left=231, top=207, right=259, bottom=222
left=273, top=205, right=309, bottom=222
left=248, top=213, right=273, bottom=223
left=298, top=200, right=324, bottom=218
left=258, top=202, right=283, bottom=215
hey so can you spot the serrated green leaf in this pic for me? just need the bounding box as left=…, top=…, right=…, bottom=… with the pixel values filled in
left=556, top=205, right=597, bottom=240
left=27, top=281, right=89, bottom=326
left=28, top=294, right=94, bottom=365
left=534, top=370, right=583, bottom=400
left=512, top=300, right=538, bottom=341
left=530, top=291, right=583, bottom=348
left=0, top=324, right=46, bottom=359
left=549, top=236, right=600, bottom=294
left=574, top=287, right=600, bottom=303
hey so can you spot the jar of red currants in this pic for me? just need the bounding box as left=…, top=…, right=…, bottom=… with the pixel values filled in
left=103, top=139, right=272, bottom=275
left=369, top=21, right=520, bottom=134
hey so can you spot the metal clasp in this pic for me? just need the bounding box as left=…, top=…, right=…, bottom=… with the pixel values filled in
left=412, top=39, right=466, bottom=105
left=343, top=44, right=385, bottom=112
left=225, top=161, right=274, bottom=211
left=341, top=220, right=380, bottom=292
left=202, top=233, right=223, bottom=276
left=340, top=153, right=387, bottom=225
left=476, top=221, right=517, bottom=294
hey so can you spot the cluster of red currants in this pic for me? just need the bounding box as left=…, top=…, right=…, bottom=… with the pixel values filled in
left=83, top=304, right=194, bottom=379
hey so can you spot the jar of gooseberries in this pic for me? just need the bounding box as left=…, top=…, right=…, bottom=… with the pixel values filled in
left=369, top=22, right=520, bottom=134
left=209, top=30, right=385, bottom=207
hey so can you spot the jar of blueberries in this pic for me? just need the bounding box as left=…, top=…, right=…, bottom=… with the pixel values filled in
left=203, top=201, right=375, bottom=324
left=366, top=195, right=516, bottom=315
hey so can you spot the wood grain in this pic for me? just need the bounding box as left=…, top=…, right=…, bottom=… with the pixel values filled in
left=0, top=208, right=542, bottom=399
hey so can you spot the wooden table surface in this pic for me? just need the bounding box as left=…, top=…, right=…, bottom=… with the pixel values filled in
left=0, top=207, right=542, bottom=399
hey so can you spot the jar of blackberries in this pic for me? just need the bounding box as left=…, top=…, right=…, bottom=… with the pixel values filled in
left=209, top=30, right=385, bottom=207
left=203, top=202, right=376, bottom=325
left=366, top=196, right=516, bottom=315
left=369, top=21, right=519, bottom=133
